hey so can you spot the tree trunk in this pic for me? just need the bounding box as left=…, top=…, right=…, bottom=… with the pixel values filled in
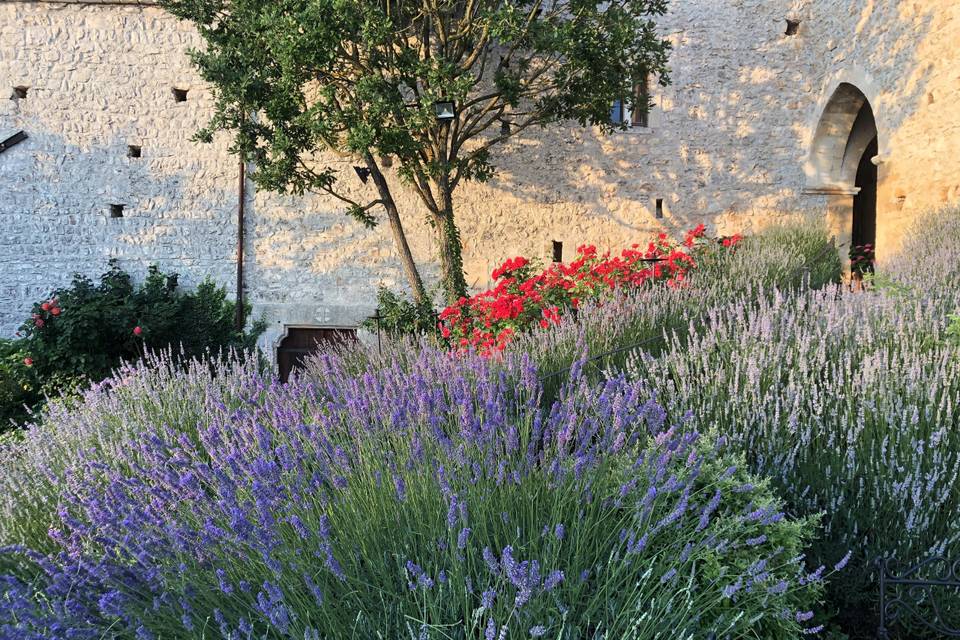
left=365, top=155, right=428, bottom=304
left=435, top=177, right=468, bottom=304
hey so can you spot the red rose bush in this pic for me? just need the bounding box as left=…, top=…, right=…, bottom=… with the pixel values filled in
left=439, top=225, right=740, bottom=353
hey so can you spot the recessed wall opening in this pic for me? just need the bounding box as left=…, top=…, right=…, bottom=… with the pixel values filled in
left=807, top=82, right=880, bottom=262
left=109, top=204, right=125, bottom=218
left=551, top=240, right=563, bottom=263
left=852, top=134, right=878, bottom=250
left=127, top=145, right=142, bottom=158
left=785, top=20, right=801, bottom=36
left=172, top=88, right=188, bottom=102
left=277, top=327, right=357, bottom=383
left=11, top=86, right=28, bottom=100
left=655, top=199, right=664, bottom=219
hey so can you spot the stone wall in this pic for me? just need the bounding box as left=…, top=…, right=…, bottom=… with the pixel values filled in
left=802, top=1, right=960, bottom=253
left=1, top=0, right=958, bottom=353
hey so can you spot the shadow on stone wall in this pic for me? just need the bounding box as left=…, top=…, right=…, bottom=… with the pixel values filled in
left=465, top=1, right=940, bottom=254
left=0, top=128, right=239, bottom=334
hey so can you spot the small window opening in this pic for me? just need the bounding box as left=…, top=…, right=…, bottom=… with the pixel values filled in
left=785, top=20, right=801, bottom=36
left=610, top=73, right=650, bottom=128
left=172, top=88, right=188, bottom=102
left=655, top=199, right=664, bottom=219
left=12, top=86, right=28, bottom=100
left=501, top=120, right=511, bottom=136
left=632, top=74, right=650, bottom=128
left=127, top=145, right=142, bottom=158
left=110, top=204, right=125, bottom=218
left=551, top=240, right=563, bottom=263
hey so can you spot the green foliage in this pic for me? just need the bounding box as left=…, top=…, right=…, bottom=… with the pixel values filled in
left=363, top=286, right=439, bottom=338
left=948, top=312, right=960, bottom=344
left=0, top=339, right=39, bottom=427
left=693, top=221, right=842, bottom=293
left=0, top=262, right=265, bottom=431
left=862, top=271, right=913, bottom=299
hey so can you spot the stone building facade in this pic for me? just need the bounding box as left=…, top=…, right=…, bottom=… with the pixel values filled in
left=2, top=0, right=959, bottom=359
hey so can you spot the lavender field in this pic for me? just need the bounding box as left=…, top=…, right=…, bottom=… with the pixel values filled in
left=2, top=210, right=959, bottom=638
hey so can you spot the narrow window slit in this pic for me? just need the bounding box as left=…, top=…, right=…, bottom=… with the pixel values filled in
left=127, top=145, right=142, bottom=159
left=551, top=241, right=563, bottom=263
left=12, top=86, right=28, bottom=100
left=110, top=204, right=125, bottom=218
left=785, top=20, right=801, bottom=36
left=172, top=88, right=188, bottom=102
left=655, top=199, right=664, bottom=219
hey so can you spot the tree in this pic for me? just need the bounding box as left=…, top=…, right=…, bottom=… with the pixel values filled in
left=161, top=0, right=672, bottom=304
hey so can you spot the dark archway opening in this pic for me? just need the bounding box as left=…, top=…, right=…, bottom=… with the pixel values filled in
left=852, top=134, right=878, bottom=251
left=277, top=327, right=356, bottom=383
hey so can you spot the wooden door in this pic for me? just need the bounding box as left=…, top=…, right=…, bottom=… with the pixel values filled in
left=277, top=327, right=356, bottom=382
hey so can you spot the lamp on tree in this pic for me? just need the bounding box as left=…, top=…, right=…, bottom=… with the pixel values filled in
left=433, top=100, right=456, bottom=122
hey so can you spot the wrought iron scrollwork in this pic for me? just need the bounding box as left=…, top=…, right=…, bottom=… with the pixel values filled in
left=879, top=555, right=960, bottom=638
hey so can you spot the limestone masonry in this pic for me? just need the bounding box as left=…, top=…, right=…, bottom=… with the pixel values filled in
left=2, top=0, right=959, bottom=357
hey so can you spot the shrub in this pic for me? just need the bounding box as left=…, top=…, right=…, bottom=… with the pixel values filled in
left=948, top=312, right=960, bottom=344
left=327, top=221, right=842, bottom=409
left=627, top=235, right=960, bottom=631
left=0, top=352, right=266, bottom=552
left=1, top=349, right=828, bottom=638
left=363, top=286, right=439, bottom=338
left=1, top=261, right=265, bottom=430
left=0, top=340, right=39, bottom=426
left=437, top=226, right=742, bottom=354
left=691, top=220, right=842, bottom=293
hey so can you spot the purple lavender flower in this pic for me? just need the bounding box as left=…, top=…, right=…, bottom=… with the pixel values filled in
left=485, top=618, right=497, bottom=640
left=481, top=589, right=496, bottom=609
left=544, top=570, right=564, bottom=591
left=482, top=547, right=499, bottom=574
left=457, top=527, right=471, bottom=550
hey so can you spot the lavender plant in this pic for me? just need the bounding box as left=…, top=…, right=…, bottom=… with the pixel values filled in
left=624, top=207, right=960, bottom=629
left=334, top=221, right=841, bottom=409
left=0, top=351, right=267, bottom=552
left=2, top=348, right=826, bottom=638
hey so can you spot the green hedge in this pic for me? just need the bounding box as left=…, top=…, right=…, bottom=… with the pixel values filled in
left=1, top=261, right=264, bottom=431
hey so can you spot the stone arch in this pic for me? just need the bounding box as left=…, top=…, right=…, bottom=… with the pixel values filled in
left=804, top=81, right=881, bottom=262
left=805, top=83, right=879, bottom=193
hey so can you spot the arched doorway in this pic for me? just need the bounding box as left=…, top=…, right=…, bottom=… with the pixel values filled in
left=805, top=82, right=880, bottom=264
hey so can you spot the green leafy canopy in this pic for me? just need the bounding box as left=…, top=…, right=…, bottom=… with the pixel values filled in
left=161, top=0, right=672, bottom=226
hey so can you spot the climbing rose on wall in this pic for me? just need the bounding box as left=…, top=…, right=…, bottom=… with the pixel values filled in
left=439, top=226, right=737, bottom=354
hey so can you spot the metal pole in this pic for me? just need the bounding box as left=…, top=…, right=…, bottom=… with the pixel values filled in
left=235, top=155, right=246, bottom=332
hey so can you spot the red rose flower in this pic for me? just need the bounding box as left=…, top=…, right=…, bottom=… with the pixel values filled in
left=40, top=302, right=50, bottom=312
left=23, top=357, right=33, bottom=367
left=133, top=326, right=143, bottom=336
left=51, top=307, right=61, bottom=316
